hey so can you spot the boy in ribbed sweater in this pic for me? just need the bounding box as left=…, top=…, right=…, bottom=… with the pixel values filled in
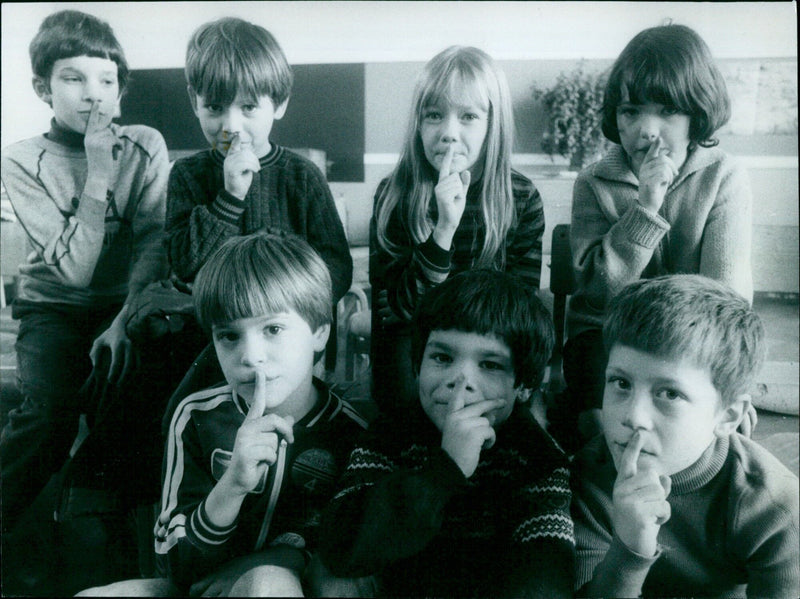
left=572, top=275, right=799, bottom=598
left=314, top=269, right=575, bottom=598
left=166, top=17, right=351, bottom=305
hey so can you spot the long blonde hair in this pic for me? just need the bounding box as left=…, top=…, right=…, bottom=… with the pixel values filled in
left=375, top=46, right=516, bottom=268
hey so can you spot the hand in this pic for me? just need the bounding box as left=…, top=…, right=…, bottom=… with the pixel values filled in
left=225, top=370, right=295, bottom=495
left=612, top=431, right=672, bottom=557
left=637, top=137, right=678, bottom=213
left=223, top=133, right=261, bottom=200
left=90, top=308, right=137, bottom=384
left=737, top=403, right=758, bottom=438
left=432, top=145, right=470, bottom=250
left=440, top=379, right=504, bottom=478
left=84, top=100, right=121, bottom=192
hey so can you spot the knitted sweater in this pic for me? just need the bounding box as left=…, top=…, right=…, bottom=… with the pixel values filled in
left=319, top=403, right=575, bottom=598
left=370, top=170, right=544, bottom=327
left=165, top=145, right=352, bottom=303
left=567, top=144, right=753, bottom=338
left=1, top=120, right=168, bottom=306
left=154, top=378, right=367, bottom=588
left=572, top=434, right=800, bottom=598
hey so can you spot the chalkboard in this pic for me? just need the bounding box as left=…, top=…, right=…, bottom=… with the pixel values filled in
left=118, top=64, right=365, bottom=181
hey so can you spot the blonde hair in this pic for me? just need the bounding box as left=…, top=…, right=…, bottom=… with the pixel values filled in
left=375, top=46, right=516, bottom=268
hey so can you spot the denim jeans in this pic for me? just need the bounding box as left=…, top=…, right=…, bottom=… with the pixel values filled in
left=0, top=300, right=119, bottom=533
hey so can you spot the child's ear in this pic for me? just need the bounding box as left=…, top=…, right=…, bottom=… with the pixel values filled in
left=32, top=76, right=52, bottom=106
left=186, top=86, right=199, bottom=115
left=273, top=99, right=289, bottom=120
left=311, top=323, right=331, bottom=353
left=714, top=393, right=751, bottom=437
left=514, top=386, right=532, bottom=404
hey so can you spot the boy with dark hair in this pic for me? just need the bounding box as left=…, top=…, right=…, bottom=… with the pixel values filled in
left=166, top=16, right=351, bottom=304
left=0, top=9, right=168, bottom=535
left=77, top=233, right=367, bottom=597
left=572, top=274, right=799, bottom=598
left=315, top=269, right=574, bottom=598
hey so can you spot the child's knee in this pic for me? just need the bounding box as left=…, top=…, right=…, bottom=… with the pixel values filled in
left=230, top=565, right=304, bottom=597
left=74, top=577, right=178, bottom=596
left=305, top=554, right=377, bottom=598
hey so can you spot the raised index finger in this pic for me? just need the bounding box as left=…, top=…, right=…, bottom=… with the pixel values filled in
left=448, top=380, right=467, bottom=415
left=643, top=136, right=663, bottom=163
left=439, top=144, right=455, bottom=183
left=85, top=100, right=103, bottom=134
left=618, top=430, right=644, bottom=479
left=245, top=370, right=267, bottom=421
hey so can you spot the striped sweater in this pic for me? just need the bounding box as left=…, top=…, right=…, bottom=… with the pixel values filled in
left=370, top=169, right=545, bottom=325
left=154, top=378, right=367, bottom=588
left=165, top=145, right=352, bottom=304
left=319, top=403, right=575, bottom=598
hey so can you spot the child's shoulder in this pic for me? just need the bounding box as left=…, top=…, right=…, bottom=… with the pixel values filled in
left=312, top=379, right=370, bottom=431
left=279, top=147, right=328, bottom=181
left=167, top=381, right=234, bottom=430
left=727, top=433, right=799, bottom=500
left=110, top=123, right=168, bottom=156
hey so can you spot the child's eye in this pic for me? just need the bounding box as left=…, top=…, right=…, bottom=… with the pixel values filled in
left=617, top=106, right=638, bottom=117
left=428, top=352, right=452, bottom=364
left=422, top=110, right=442, bottom=122
left=101, top=78, right=116, bottom=87
left=606, top=376, right=631, bottom=391
left=264, top=325, right=283, bottom=336
left=480, top=360, right=506, bottom=372
left=215, top=332, right=238, bottom=343
left=661, top=106, right=682, bottom=116
left=461, top=112, right=481, bottom=123
left=242, top=104, right=258, bottom=113
left=62, top=76, right=81, bottom=83
left=655, top=388, right=685, bottom=401
left=205, top=104, right=223, bottom=114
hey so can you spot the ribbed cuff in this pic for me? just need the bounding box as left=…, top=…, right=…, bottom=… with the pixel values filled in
left=209, top=190, right=246, bottom=226
left=621, top=204, right=670, bottom=248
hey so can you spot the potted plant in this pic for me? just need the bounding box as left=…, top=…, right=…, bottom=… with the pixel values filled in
left=534, top=62, right=610, bottom=171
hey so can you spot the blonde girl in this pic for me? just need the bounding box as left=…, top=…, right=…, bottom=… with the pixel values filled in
left=369, top=46, right=545, bottom=410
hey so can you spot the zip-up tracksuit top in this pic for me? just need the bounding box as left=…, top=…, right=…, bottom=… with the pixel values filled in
left=154, top=378, right=367, bottom=587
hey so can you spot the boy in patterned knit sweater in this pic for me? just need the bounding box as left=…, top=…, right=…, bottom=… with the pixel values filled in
left=571, top=275, right=799, bottom=598
left=0, top=9, right=168, bottom=537
left=166, top=16, right=351, bottom=318
left=313, top=269, right=575, bottom=598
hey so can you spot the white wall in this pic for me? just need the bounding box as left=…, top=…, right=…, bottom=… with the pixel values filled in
left=2, top=1, right=797, bottom=147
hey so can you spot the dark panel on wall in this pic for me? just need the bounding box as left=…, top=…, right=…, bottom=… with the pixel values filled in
left=118, top=64, right=365, bottom=181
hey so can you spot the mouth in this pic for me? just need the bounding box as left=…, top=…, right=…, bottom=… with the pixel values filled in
left=615, top=440, right=657, bottom=457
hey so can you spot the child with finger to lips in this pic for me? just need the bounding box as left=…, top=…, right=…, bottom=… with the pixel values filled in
left=554, top=24, right=755, bottom=453
left=314, top=270, right=574, bottom=598
left=571, top=275, right=799, bottom=599
left=77, top=233, right=367, bottom=597
left=370, top=46, right=546, bottom=412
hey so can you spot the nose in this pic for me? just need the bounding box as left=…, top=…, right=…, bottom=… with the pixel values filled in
left=621, top=389, right=653, bottom=431
left=239, top=332, right=267, bottom=367
left=82, top=79, right=103, bottom=103
left=446, top=370, right=478, bottom=403
left=638, top=114, right=660, bottom=142
left=223, top=107, right=243, bottom=136
left=439, top=113, right=459, bottom=143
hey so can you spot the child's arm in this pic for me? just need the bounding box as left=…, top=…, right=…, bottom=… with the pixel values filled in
left=318, top=414, right=469, bottom=578
left=504, top=173, right=545, bottom=289
left=0, top=103, right=120, bottom=288
left=571, top=170, right=670, bottom=310
left=89, top=125, right=169, bottom=383
left=155, top=375, right=295, bottom=587
left=293, top=161, right=353, bottom=304
left=576, top=432, right=671, bottom=597
left=698, top=164, right=753, bottom=303
left=204, top=372, right=295, bottom=527
left=505, top=467, right=575, bottom=599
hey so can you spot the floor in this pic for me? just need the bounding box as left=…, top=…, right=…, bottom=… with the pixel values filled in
left=0, top=295, right=797, bottom=596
